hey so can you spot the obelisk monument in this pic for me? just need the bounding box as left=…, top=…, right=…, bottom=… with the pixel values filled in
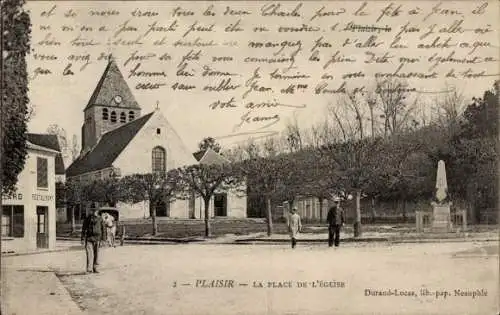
left=431, top=160, right=452, bottom=231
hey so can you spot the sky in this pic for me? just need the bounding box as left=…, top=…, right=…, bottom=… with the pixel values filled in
left=24, top=1, right=499, bottom=153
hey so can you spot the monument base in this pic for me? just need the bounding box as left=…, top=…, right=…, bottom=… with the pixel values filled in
left=432, top=204, right=452, bottom=232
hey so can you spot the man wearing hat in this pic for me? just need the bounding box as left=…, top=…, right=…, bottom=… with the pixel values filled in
left=327, top=197, right=345, bottom=247
left=81, top=208, right=105, bottom=273
left=288, top=207, right=302, bottom=249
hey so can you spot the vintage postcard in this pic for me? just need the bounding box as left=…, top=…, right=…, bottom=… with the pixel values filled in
left=1, top=0, right=498, bottom=314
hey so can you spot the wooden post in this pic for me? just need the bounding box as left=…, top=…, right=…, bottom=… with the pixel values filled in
left=120, top=225, right=126, bottom=246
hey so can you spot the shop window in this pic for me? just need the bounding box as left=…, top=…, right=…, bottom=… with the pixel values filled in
left=1, top=206, right=24, bottom=237
left=37, top=157, right=48, bottom=189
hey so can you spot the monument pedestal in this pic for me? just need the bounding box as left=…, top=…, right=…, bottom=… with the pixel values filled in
left=432, top=203, right=452, bottom=232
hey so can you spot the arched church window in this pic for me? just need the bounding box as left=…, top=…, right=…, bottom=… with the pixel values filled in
left=110, top=111, right=117, bottom=123
left=129, top=111, right=135, bottom=121
left=120, top=112, right=126, bottom=123
left=152, top=146, right=166, bottom=174
left=102, top=108, right=109, bottom=120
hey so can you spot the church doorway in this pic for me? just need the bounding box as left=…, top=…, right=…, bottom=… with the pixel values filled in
left=155, top=201, right=170, bottom=217
left=214, top=193, right=227, bottom=217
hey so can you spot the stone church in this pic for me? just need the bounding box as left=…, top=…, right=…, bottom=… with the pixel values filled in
left=66, top=57, right=246, bottom=220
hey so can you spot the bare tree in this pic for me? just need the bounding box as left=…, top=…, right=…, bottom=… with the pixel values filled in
left=303, top=120, right=333, bottom=149
left=121, top=170, right=182, bottom=236
left=432, top=86, right=465, bottom=134
left=283, top=114, right=303, bottom=153
left=327, top=103, right=357, bottom=142
left=414, top=101, right=431, bottom=128
left=46, top=124, right=71, bottom=166
left=221, top=147, right=244, bottom=164
left=344, top=91, right=366, bottom=140
left=262, top=136, right=281, bottom=157
left=365, top=91, right=378, bottom=137
left=177, top=163, right=239, bottom=237
left=71, top=134, right=79, bottom=162
left=241, top=138, right=263, bottom=159
left=375, top=78, right=416, bottom=136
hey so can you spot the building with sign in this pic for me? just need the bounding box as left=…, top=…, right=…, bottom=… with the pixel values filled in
left=2, top=136, right=60, bottom=253
left=25, top=133, right=66, bottom=223
left=65, top=57, right=246, bottom=219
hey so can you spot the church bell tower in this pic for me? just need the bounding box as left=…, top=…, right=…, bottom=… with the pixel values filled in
left=81, top=56, right=142, bottom=153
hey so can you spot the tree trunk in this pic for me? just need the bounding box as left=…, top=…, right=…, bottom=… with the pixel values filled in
left=370, top=197, right=376, bottom=223
left=402, top=200, right=407, bottom=223
left=465, top=182, right=476, bottom=225
left=474, top=182, right=482, bottom=224
left=354, top=190, right=362, bottom=237
left=266, top=197, right=273, bottom=236
left=150, top=202, right=158, bottom=236
left=384, top=117, right=389, bottom=138
left=189, top=192, right=196, bottom=219
left=70, top=205, right=76, bottom=234
left=204, top=197, right=211, bottom=237
left=319, top=198, right=324, bottom=223
left=120, top=225, right=126, bottom=246
left=369, top=106, right=375, bottom=137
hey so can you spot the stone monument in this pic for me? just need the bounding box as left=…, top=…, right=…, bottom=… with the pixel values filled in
left=431, top=160, right=453, bottom=231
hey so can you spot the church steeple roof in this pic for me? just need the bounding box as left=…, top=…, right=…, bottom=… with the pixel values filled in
left=84, top=56, right=141, bottom=111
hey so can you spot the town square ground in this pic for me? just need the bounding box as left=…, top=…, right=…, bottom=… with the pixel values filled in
left=2, top=241, right=498, bottom=315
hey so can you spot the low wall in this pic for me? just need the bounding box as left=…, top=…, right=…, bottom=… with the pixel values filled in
left=57, top=217, right=288, bottom=238
left=57, top=216, right=499, bottom=239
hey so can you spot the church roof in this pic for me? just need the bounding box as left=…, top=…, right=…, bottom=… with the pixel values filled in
left=84, top=57, right=141, bottom=111
left=66, top=112, right=154, bottom=177
left=193, top=148, right=230, bottom=165
left=192, top=150, right=206, bottom=162
left=26, top=133, right=65, bottom=175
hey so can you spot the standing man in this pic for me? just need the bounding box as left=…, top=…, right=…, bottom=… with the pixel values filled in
left=288, top=207, right=302, bottom=249
left=81, top=208, right=105, bottom=273
left=327, top=197, right=345, bottom=247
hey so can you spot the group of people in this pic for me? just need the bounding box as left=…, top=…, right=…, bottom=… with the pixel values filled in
left=81, top=199, right=344, bottom=273
left=80, top=208, right=117, bottom=274
left=288, top=197, right=345, bottom=249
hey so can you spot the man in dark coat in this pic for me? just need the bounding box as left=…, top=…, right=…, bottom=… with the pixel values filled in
left=327, top=198, right=345, bottom=247
left=81, top=208, right=105, bottom=273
